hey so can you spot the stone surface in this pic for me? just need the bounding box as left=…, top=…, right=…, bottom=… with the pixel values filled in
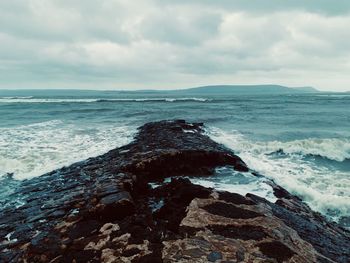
left=0, top=120, right=349, bottom=263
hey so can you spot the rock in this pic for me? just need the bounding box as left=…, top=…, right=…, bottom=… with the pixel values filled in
left=152, top=178, right=211, bottom=234
left=207, top=251, right=222, bottom=262
left=96, top=191, right=135, bottom=221
left=0, top=120, right=349, bottom=262
left=258, top=241, right=295, bottom=263
left=172, top=194, right=318, bottom=262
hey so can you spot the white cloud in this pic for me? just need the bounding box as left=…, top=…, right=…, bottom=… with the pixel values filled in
left=0, top=1, right=349, bottom=91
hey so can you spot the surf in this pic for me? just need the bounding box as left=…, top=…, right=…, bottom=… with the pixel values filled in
left=206, top=127, right=350, bottom=226
left=0, top=97, right=212, bottom=104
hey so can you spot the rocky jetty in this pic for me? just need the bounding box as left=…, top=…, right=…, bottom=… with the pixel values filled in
left=0, top=120, right=349, bottom=263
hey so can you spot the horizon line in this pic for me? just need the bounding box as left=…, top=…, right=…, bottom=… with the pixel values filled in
left=0, top=84, right=326, bottom=93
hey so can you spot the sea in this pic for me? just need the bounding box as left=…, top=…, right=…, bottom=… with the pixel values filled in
left=0, top=90, right=349, bottom=227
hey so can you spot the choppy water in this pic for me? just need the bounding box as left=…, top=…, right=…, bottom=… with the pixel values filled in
left=1, top=90, right=349, bottom=226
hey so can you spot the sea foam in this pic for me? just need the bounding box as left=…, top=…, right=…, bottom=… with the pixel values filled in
left=0, top=97, right=211, bottom=103
left=190, top=167, right=277, bottom=203
left=0, top=120, right=136, bottom=180
left=207, top=127, right=350, bottom=224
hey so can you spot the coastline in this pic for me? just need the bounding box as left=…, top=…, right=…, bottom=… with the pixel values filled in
left=1, top=120, right=349, bottom=262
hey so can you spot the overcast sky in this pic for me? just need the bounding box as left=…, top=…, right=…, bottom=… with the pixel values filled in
left=0, top=1, right=349, bottom=91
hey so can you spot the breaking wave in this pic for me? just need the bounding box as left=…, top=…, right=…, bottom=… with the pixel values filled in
left=0, top=97, right=211, bottom=103
left=0, top=120, right=136, bottom=180
left=253, top=138, right=350, bottom=163
left=207, top=127, right=350, bottom=225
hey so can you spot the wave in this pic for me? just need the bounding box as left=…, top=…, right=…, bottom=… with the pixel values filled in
left=97, top=97, right=211, bottom=102
left=0, top=121, right=136, bottom=180
left=259, top=138, right=350, bottom=163
left=0, top=97, right=211, bottom=103
left=208, top=128, right=350, bottom=162
left=0, top=98, right=98, bottom=103
left=315, top=94, right=350, bottom=98
left=0, top=96, right=34, bottom=99
left=206, top=127, right=350, bottom=225
left=269, top=149, right=350, bottom=164
left=190, top=167, right=277, bottom=203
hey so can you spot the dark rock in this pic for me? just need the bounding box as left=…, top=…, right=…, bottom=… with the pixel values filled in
left=203, top=202, right=262, bottom=219
left=218, top=191, right=256, bottom=205
left=271, top=199, right=350, bottom=263
left=97, top=191, right=135, bottom=221
left=0, top=120, right=348, bottom=263
left=153, top=178, right=211, bottom=233
left=209, top=225, right=268, bottom=241
left=67, top=220, right=101, bottom=239
left=259, top=241, right=295, bottom=263
left=207, top=251, right=223, bottom=262
left=122, top=247, right=141, bottom=257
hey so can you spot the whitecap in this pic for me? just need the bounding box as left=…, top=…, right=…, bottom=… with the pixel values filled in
left=206, top=127, right=350, bottom=224
left=0, top=121, right=136, bottom=180
left=191, top=167, right=277, bottom=203
left=0, top=97, right=211, bottom=103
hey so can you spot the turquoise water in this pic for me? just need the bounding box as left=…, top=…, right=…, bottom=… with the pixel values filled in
left=0, top=90, right=349, bottom=225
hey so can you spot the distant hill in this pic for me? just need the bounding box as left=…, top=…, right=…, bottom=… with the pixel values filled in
left=290, top=86, right=318, bottom=93
left=177, top=85, right=319, bottom=94
left=0, top=85, right=319, bottom=97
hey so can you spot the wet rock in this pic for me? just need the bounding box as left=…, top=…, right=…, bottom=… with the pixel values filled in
left=258, top=241, right=295, bottom=263
left=203, top=202, right=262, bottom=219
left=67, top=220, right=101, bottom=239
left=96, top=191, right=135, bottom=221
left=153, top=178, right=211, bottom=234
left=218, top=191, right=256, bottom=205
left=207, top=251, right=222, bottom=262
left=0, top=120, right=348, bottom=263
left=209, top=225, right=267, bottom=241
left=175, top=194, right=320, bottom=262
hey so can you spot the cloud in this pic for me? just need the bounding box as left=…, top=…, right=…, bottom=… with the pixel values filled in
left=0, top=1, right=349, bottom=91
left=162, top=0, right=350, bottom=15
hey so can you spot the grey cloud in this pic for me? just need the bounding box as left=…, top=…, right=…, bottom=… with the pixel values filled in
left=162, top=0, right=350, bottom=15
left=0, top=1, right=349, bottom=91
left=138, top=9, right=222, bottom=46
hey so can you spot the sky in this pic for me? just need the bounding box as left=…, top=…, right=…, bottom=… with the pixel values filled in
left=0, top=0, right=350, bottom=91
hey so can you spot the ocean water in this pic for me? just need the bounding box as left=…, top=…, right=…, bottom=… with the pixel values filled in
left=0, top=90, right=349, bottom=227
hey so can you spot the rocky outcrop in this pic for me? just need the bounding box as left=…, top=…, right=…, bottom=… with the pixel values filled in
left=0, top=120, right=349, bottom=262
